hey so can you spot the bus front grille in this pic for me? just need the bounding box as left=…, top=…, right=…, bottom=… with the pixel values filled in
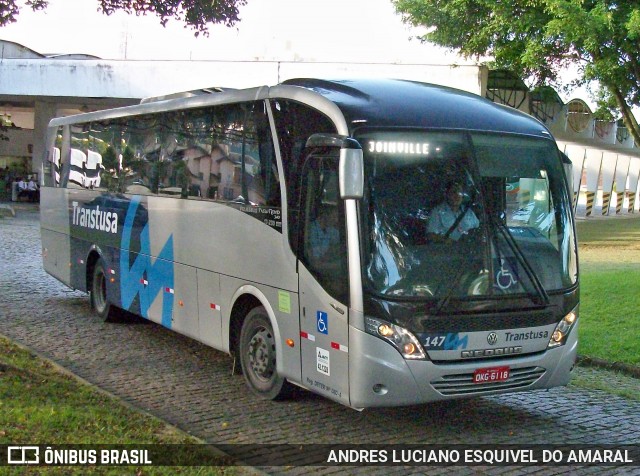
left=430, top=366, right=546, bottom=396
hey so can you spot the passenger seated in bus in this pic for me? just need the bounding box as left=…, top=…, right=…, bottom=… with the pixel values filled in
left=426, top=181, right=479, bottom=243
left=308, top=205, right=340, bottom=268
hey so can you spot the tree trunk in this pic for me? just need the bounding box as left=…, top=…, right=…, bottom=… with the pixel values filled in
left=610, top=86, right=640, bottom=146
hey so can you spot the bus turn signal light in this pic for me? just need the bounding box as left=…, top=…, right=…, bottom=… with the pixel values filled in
left=403, top=343, right=417, bottom=355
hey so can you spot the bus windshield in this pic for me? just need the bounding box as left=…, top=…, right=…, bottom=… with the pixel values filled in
left=358, top=130, right=578, bottom=301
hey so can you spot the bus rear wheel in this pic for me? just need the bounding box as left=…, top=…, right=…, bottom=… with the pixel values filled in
left=90, top=259, right=114, bottom=322
left=239, top=306, right=292, bottom=400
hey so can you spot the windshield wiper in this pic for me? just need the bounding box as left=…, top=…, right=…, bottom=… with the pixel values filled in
left=431, top=250, right=470, bottom=315
left=489, top=214, right=550, bottom=307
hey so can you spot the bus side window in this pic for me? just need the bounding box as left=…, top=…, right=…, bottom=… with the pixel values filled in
left=46, top=125, right=64, bottom=187
left=253, top=101, right=281, bottom=207
left=270, top=99, right=338, bottom=254
left=68, top=123, right=91, bottom=189
left=159, top=109, right=203, bottom=199
left=120, top=115, right=158, bottom=196
left=88, top=120, right=120, bottom=192
left=200, top=102, right=280, bottom=208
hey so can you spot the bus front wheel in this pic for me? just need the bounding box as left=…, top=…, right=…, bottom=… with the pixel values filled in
left=239, top=306, right=292, bottom=400
left=90, top=259, right=113, bottom=322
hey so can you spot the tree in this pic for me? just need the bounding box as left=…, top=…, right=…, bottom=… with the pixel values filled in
left=393, top=0, right=640, bottom=145
left=0, top=0, right=246, bottom=35
left=102, top=145, right=118, bottom=171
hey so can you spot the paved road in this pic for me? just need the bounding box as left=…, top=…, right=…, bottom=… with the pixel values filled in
left=1, top=207, right=639, bottom=475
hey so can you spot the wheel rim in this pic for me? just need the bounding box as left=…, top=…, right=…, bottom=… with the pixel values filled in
left=93, top=269, right=107, bottom=314
left=247, top=326, right=275, bottom=383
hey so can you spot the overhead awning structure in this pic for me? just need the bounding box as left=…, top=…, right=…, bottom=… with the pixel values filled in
left=529, top=86, right=564, bottom=125
left=485, top=69, right=529, bottom=110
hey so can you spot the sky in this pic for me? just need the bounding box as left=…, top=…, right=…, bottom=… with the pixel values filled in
left=1, top=0, right=464, bottom=65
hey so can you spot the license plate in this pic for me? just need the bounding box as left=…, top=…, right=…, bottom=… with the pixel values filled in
left=473, top=366, right=510, bottom=384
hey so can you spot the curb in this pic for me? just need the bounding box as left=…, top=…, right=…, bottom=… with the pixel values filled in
left=0, top=201, right=39, bottom=212
left=0, top=203, right=16, bottom=217
left=577, top=355, right=640, bottom=379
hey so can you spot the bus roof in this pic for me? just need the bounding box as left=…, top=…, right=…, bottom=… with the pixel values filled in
left=281, top=78, right=552, bottom=138
left=48, top=78, right=552, bottom=141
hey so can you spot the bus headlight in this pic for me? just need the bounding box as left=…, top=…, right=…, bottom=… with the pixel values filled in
left=365, top=317, right=426, bottom=360
left=548, top=306, right=578, bottom=348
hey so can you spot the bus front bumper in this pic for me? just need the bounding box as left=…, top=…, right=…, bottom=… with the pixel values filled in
left=348, top=324, right=578, bottom=409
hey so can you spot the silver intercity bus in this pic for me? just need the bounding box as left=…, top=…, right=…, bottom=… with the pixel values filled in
left=41, top=79, right=579, bottom=409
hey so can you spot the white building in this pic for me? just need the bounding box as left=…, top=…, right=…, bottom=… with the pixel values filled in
left=1, top=40, right=639, bottom=216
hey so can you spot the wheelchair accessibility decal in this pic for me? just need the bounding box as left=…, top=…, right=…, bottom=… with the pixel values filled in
left=317, top=311, right=328, bottom=335
left=496, top=258, right=518, bottom=290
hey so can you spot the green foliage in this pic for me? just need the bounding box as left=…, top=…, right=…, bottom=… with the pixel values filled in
left=0, top=123, right=8, bottom=142
left=102, top=145, right=118, bottom=171
left=121, top=145, right=136, bottom=171
left=593, top=88, right=619, bottom=122
left=172, top=159, right=191, bottom=197
left=393, top=0, right=640, bottom=144
left=0, top=0, right=46, bottom=26
left=628, top=9, right=640, bottom=39
left=0, top=0, right=246, bottom=35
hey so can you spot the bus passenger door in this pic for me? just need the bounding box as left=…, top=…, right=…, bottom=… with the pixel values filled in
left=297, top=155, right=350, bottom=405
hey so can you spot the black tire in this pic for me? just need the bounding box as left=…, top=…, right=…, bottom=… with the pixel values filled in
left=90, top=259, right=114, bottom=322
left=239, top=306, right=292, bottom=400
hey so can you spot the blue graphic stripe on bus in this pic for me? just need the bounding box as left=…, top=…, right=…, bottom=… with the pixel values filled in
left=120, top=196, right=175, bottom=327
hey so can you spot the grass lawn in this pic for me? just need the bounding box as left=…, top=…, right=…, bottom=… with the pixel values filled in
left=576, top=215, right=640, bottom=366
left=0, top=336, right=232, bottom=475
left=579, top=269, right=640, bottom=365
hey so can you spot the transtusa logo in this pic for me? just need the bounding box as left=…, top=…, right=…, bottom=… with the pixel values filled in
left=71, top=201, right=118, bottom=234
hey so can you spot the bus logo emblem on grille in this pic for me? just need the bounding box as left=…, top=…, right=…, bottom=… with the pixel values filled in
left=487, top=332, right=498, bottom=345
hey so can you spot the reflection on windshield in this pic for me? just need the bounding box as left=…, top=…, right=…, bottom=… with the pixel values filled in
left=359, top=130, right=577, bottom=301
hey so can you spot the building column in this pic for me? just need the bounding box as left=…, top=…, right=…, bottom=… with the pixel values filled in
left=32, top=101, right=57, bottom=180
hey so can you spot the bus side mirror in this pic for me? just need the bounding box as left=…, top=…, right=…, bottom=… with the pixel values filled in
left=305, top=133, right=364, bottom=199
left=339, top=147, right=364, bottom=199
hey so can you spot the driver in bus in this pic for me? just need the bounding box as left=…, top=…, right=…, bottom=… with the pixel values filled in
left=426, top=181, right=479, bottom=243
